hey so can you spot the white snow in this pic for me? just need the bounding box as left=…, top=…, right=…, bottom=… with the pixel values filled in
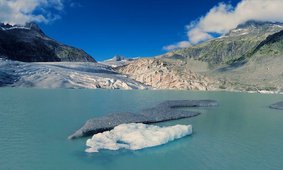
left=85, top=123, right=192, bottom=153
left=0, top=26, right=31, bottom=31
left=273, top=25, right=283, bottom=28
left=239, top=32, right=249, bottom=35
left=0, top=60, right=147, bottom=89
left=228, top=28, right=251, bottom=36
left=232, top=28, right=244, bottom=32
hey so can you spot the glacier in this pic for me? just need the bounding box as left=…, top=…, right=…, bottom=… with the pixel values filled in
left=85, top=123, right=192, bottom=153
left=0, top=59, right=147, bottom=89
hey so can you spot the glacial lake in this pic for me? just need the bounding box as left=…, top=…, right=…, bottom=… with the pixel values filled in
left=1, top=88, right=283, bottom=170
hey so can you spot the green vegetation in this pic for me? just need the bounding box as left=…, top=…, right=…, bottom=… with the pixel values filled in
left=167, top=22, right=283, bottom=68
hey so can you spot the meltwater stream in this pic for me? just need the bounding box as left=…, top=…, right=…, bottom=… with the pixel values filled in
left=0, top=88, right=283, bottom=170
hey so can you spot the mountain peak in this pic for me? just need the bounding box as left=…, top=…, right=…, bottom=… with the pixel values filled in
left=0, top=22, right=44, bottom=34
left=224, top=20, right=283, bottom=37
left=25, top=22, right=45, bottom=34
left=0, top=22, right=95, bottom=62
left=109, top=55, right=127, bottom=61
left=236, top=20, right=283, bottom=29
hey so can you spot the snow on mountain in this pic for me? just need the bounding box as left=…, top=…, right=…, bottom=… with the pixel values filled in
left=100, top=55, right=138, bottom=68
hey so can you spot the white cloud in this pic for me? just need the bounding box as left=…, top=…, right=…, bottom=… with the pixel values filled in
left=0, top=0, right=64, bottom=25
left=85, top=123, right=192, bottom=152
left=187, top=28, right=213, bottom=44
left=165, top=0, right=283, bottom=50
left=163, top=41, right=191, bottom=51
left=189, top=0, right=283, bottom=44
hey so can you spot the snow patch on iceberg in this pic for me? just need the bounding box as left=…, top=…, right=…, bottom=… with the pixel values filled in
left=85, top=123, right=192, bottom=153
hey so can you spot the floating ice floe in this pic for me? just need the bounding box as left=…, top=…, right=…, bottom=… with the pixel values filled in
left=85, top=123, right=192, bottom=153
left=69, top=100, right=218, bottom=139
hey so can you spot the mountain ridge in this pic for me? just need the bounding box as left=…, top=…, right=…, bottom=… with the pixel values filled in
left=160, top=21, right=283, bottom=68
left=0, top=22, right=96, bottom=62
left=1, top=20, right=283, bottom=92
left=116, top=21, right=283, bottom=92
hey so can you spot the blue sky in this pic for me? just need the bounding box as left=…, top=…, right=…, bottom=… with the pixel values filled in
left=38, top=0, right=240, bottom=61
left=2, top=0, right=282, bottom=61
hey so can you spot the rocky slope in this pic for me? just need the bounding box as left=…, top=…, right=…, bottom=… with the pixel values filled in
left=252, top=29, right=283, bottom=57
left=116, top=58, right=216, bottom=90
left=161, top=21, right=283, bottom=68
left=210, top=29, right=283, bottom=92
left=116, top=21, right=283, bottom=92
left=0, top=23, right=95, bottom=62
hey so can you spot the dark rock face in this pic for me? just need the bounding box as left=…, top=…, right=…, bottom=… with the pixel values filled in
left=0, top=23, right=96, bottom=62
left=252, top=29, right=283, bottom=56
left=269, top=101, right=283, bottom=110
left=68, top=100, right=218, bottom=139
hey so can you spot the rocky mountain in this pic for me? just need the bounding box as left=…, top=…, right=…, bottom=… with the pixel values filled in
left=106, top=55, right=128, bottom=62
left=1, top=20, right=283, bottom=92
left=160, top=21, right=283, bottom=68
left=251, top=29, right=283, bottom=57
left=101, top=55, right=137, bottom=68
left=116, top=58, right=216, bottom=90
left=0, top=23, right=148, bottom=90
left=214, top=28, right=283, bottom=92
left=0, top=23, right=95, bottom=62
left=117, top=21, right=283, bottom=92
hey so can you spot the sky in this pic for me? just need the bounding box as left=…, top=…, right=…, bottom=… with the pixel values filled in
left=1, top=0, right=283, bottom=61
left=40, top=0, right=240, bottom=61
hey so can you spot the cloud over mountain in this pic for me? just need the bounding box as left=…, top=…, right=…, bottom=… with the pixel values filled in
left=0, top=0, right=64, bottom=25
left=163, top=41, right=191, bottom=51
left=164, top=0, right=283, bottom=50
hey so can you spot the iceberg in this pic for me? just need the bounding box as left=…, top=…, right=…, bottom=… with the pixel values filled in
left=69, top=100, right=218, bottom=139
left=85, top=123, right=192, bottom=153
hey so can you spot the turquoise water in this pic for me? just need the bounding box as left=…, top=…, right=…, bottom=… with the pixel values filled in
left=0, top=88, right=283, bottom=170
